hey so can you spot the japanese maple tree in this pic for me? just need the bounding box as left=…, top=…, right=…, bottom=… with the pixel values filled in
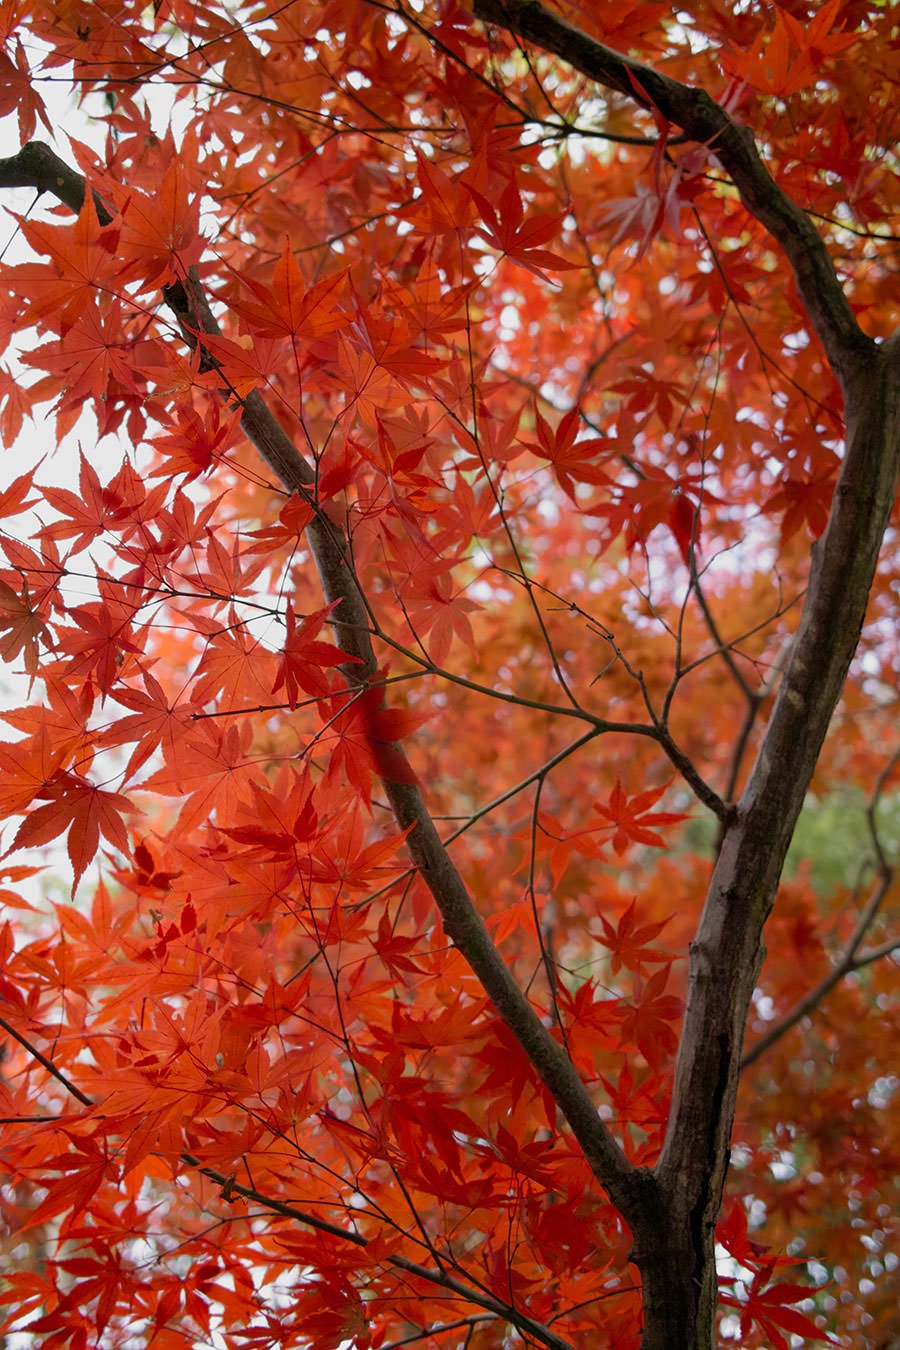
left=0, top=1, right=897, bottom=1347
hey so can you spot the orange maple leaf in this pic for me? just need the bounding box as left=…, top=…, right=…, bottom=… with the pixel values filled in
left=111, top=155, right=204, bottom=290
left=722, top=0, right=859, bottom=97
left=11, top=770, right=140, bottom=895
left=195, top=330, right=284, bottom=399
left=22, top=306, right=151, bottom=413
left=274, top=604, right=359, bottom=710
left=149, top=402, right=242, bottom=482
left=230, top=244, right=348, bottom=341
left=0, top=38, right=52, bottom=142
left=405, top=150, right=477, bottom=236
left=14, top=189, right=118, bottom=333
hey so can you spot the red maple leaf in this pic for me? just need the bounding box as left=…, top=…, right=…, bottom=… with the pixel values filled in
left=593, top=779, right=689, bottom=855
left=0, top=465, right=38, bottom=519
left=762, top=469, right=836, bottom=541
left=722, top=0, right=859, bottom=97
left=596, top=464, right=718, bottom=564
left=721, top=1263, right=837, bottom=1349
left=195, top=330, right=285, bottom=399
left=0, top=577, right=52, bottom=684
left=42, top=451, right=147, bottom=554
left=230, top=243, right=348, bottom=341
left=404, top=150, right=477, bottom=236
left=20, top=1133, right=110, bottom=1230
left=619, top=966, right=684, bottom=1069
left=326, top=687, right=426, bottom=800
left=520, top=404, right=612, bottom=500
left=110, top=152, right=204, bottom=289
left=101, top=670, right=203, bottom=786
left=469, top=178, right=577, bottom=280
left=22, top=305, right=152, bottom=413
left=56, top=599, right=144, bottom=698
left=0, top=37, right=52, bottom=141
left=594, top=899, right=672, bottom=975
left=13, top=189, right=118, bottom=332
left=149, top=401, right=242, bottom=482
left=273, top=604, right=359, bottom=710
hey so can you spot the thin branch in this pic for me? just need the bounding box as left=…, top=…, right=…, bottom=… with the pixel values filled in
left=851, top=935, right=899, bottom=969
left=743, top=749, right=900, bottom=1067
left=378, top=1317, right=496, bottom=1349
left=864, top=747, right=900, bottom=875
left=526, top=774, right=565, bottom=1031
left=351, top=729, right=601, bottom=913
left=457, top=290, right=583, bottom=711
left=685, top=555, right=771, bottom=815
left=0, top=1018, right=574, bottom=1350
left=489, top=569, right=729, bottom=817
left=184, top=1161, right=577, bottom=1350
left=371, top=624, right=652, bottom=730
left=653, top=723, right=729, bottom=821
left=689, top=558, right=760, bottom=708
left=0, top=1013, right=93, bottom=1106
left=690, top=205, right=842, bottom=421
left=0, top=1115, right=63, bottom=1124
left=740, top=870, right=893, bottom=1069
left=446, top=729, right=599, bottom=846
left=805, top=208, right=900, bottom=243
left=467, top=3, right=899, bottom=1327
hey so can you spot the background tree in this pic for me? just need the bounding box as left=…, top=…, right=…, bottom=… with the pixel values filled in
left=0, top=1, right=897, bottom=1347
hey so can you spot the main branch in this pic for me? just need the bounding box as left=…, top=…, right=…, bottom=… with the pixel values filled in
left=0, top=141, right=649, bottom=1228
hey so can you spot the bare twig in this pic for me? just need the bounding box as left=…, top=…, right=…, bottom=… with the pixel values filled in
left=0, top=1012, right=92, bottom=1107
left=377, top=1317, right=496, bottom=1349
left=742, top=749, right=900, bottom=1068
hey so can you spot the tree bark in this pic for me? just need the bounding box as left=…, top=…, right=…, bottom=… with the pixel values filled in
left=471, top=5, right=900, bottom=1346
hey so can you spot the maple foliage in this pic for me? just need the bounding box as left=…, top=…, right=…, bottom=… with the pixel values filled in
left=0, top=1, right=897, bottom=1348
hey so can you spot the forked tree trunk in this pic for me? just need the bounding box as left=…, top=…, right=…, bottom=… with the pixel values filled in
left=1, top=25, right=898, bottom=1342
left=630, top=347, right=900, bottom=1346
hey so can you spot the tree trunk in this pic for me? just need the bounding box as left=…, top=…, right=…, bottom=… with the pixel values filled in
left=631, top=346, right=900, bottom=1347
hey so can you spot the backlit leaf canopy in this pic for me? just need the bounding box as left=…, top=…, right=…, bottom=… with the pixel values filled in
left=0, top=1, right=897, bottom=1347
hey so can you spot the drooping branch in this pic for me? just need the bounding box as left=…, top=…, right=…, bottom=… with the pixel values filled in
left=189, top=1162, right=579, bottom=1350
left=0, top=1017, right=576, bottom=1350
left=0, top=140, right=649, bottom=1226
